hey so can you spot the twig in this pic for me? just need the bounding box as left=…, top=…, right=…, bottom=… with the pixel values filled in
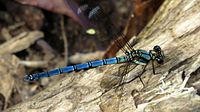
left=18, top=60, right=48, bottom=68
left=60, top=15, right=68, bottom=66
left=0, top=31, right=44, bottom=55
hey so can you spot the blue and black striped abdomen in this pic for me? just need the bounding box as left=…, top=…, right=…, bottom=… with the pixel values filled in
left=24, top=56, right=128, bottom=81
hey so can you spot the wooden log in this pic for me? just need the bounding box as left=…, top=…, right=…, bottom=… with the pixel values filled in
left=6, top=0, right=200, bottom=111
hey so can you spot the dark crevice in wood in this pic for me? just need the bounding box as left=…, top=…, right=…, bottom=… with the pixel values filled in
left=168, top=58, right=190, bottom=74
left=0, top=93, right=5, bottom=111
left=178, top=25, right=200, bottom=39
left=187, top=67, right=200, bottom=96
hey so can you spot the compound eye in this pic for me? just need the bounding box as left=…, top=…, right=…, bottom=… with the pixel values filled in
left=24, top=75, right=34, bottom=81
left=156, top=58, right=164, bottom=64
left=153, top=45, right=161, bottom=52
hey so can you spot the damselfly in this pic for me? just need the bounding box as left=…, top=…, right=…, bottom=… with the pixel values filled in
left=24, top=0, right=164, bottom=84
left=24, top=45, right=164, bottom=81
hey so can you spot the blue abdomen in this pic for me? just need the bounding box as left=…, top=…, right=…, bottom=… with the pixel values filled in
left=24, top=57, right=127, bottom=81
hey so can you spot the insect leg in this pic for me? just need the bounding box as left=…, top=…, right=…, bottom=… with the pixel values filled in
left=122, top=63, right=148, bottom=88
left=152, top=60, right=156, bottom=74
left=117, top=63, right=138, bottom=87
left=117, top=63, right=131, bottom=86
left=138, top=64, right=148, bottom=87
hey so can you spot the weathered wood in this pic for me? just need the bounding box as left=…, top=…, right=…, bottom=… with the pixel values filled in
left=6, top=0, right=200, bottom=112
left=0, top=31, right=44, bottom=55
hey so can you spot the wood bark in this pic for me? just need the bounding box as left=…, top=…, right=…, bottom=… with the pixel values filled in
left=6, top=0, right=200, bottom=112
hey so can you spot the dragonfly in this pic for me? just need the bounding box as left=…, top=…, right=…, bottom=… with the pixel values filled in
left=24, top=0, right=165, bottom=84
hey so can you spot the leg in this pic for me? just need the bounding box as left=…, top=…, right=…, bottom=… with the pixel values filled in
left=139, top=76, right=145, bottom=87
left=114, top=63, right=130, bottom=91
left=117, top=63, right=132, bottom=87
left=152, top=60, right=155, bottom=74
left=115, top=63, right=138, bottom=90
left=122, top=64, right=148, bottom=88
left=138, top=64, right=148, bottom=87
